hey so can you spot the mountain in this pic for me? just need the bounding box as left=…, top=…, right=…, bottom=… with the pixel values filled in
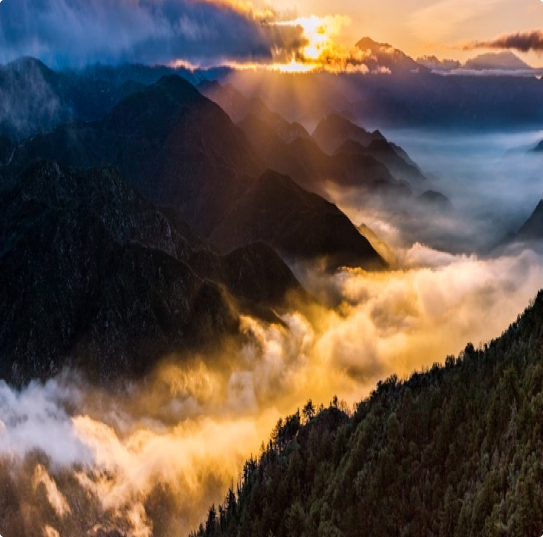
left=8, top=75, right=264, bottom=236
left=515, top=200, right=543, bottom=242
left=210, top=170, right=386, bottom=271
left=223, top=57, right=543, bottom=130
left=7, top=75, right=386, bottom=269
left=355, top=37, right=429, bottom=75
left=237, top=114, right=410, bottom=198
left=334, top=138, right=426, bottom=184
left=464, top=52, right=532, bottom=71
left=313, top=115, right=425, bottom=183
left=312, top=114, right=384, bottom=153
left=193, top=291, right=543, bottom=537
left=0, top=57, right=148, bottom=141
left=416, top=56, right=461, bottom=72
left=417, top=190, right=453, bottom=212
left=533, top=140, right=543, bottom=153
left=199, top=81, right=310, bottom=143
left=0, top=161, right=305, bottom=385
left=0, top=135, right=13, bottom=165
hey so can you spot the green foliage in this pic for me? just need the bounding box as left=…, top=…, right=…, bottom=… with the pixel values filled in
left=191, top=291, right=543, bottom=537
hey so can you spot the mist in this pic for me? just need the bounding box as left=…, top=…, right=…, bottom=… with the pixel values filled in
left=325, top=128, right=543, bottom=254
left=2, top=239, right=543, bottom=536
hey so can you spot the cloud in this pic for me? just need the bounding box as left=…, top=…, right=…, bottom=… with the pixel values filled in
left=0, top=0, right=306, bottom=67
left=1, top=236, right=543, bottom=536
left=465, top=30, right=543, bottom=53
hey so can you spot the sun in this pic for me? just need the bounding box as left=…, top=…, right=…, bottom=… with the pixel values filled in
left=272, top=14, right=350, bottom=73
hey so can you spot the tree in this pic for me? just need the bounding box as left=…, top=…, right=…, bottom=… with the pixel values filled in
left=303, top=400, right=316, bottom=423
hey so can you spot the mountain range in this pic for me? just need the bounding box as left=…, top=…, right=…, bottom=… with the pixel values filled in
left=0, top=161, right=309, bottom=385
left=220, top=38, right=543, bottom=130
left=0, top=68, right=407, bottom=383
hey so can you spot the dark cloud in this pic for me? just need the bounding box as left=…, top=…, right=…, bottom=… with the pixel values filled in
left=0, top=0, right=307, bottom=67
left=465, top=30, right=543, bottom=53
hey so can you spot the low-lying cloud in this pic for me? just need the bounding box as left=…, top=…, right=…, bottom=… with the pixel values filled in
left=465, top=30, right=543, bottom=53
left=1, top=238, right=543, bottom=536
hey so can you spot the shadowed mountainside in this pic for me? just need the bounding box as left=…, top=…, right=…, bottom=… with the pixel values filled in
left=3, top=75, right=385, bottom=270
left=237, top=113, right=411, bottom=198
left=515, top=200, right=543, bottom=242
left=210, top=170, right=386, bottom=271
left=0, top=161, right=305, bottom=385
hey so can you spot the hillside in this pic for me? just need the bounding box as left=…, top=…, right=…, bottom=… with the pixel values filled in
left=237, top=114, right=410, bottom=198
left=192, top=291, right=543, bottom=537
left=0, top=161, right=305, bottom=385
left=210, top=170, right=386, bottom=271
left=515, top=200, right=543, bottom=242
left=5, top=75, right=383, bottom=270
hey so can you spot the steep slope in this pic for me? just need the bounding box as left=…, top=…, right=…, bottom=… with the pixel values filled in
left=312, top=113, right=385, bottom=154
left=533, top=140, right=543, bottom=153
left=0, top=162, right=304, bottom=385
left=199, top=81, right=310, bottom=143
left=10, top=75, right=264, bottom=235
left=9, top=76, right=388, bottom=269
left=515, top=200, right=543, bottom=242
left=0, top=57, right=150, bottom=141
left=210, top=170, right=386, bottom=271
left=417, top=190, right=453, bottom=212
left=238, top=114, right=409, bottom=197
left=335, top=138, right=426, bottom=183
left=193, top=291, right=543, bottom=537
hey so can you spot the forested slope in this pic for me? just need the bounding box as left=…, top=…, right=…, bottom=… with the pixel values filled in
left=192, top=291, right=543, bottom=537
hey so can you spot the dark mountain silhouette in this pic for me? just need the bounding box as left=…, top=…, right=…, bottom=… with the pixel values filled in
left=223, top=54, right=543, bottom=129
left=417, top=190, right=453, bottom=212
left=533, top=140, right=543, bottom=153
left=193, top=291, right=543, bottom=537
left=7, top=76, right=384, bottom=269
left=0, top=162, right=304, bottom=385
left=334, top=138, right=426, bottom=183
left=8, top=75, right=264, bottom=236
left=312, top=114, right=384, bottom=154
left=515, top=200, right=543, bottom=242
left=199, top=80, right=310, bottom=143
left=237, top=113, right=410, bottom=198
left=210, top=170, right=386, bottom=271
left=0, top=57, right=151, bottom=141
left=0, top=135, right=13, bottom=165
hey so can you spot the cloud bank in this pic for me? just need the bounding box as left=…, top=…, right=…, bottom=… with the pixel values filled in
left=0, top=0, right=306, bottom=67
left=1, top=238, right=543, bottom=536
left=465, top=30, right=543, bottom=53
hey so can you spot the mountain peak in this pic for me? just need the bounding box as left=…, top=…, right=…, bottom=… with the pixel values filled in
left=354, top=37, right=427, bottom=74
left=355, top=37, right=392, bottom=50
left=516, top=199, right=543, bottom=242
left=465, top=51, right=531, bottom=71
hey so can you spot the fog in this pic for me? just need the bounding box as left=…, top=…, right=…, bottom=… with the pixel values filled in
left=328, top=128, right=543, bottom=254
left=1, top=129, right=543, bottom=536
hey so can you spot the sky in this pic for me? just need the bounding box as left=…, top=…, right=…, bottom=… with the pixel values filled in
left=268, top=0, right=543, bottom=65
left=0, top=0, right=542, bottom=69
